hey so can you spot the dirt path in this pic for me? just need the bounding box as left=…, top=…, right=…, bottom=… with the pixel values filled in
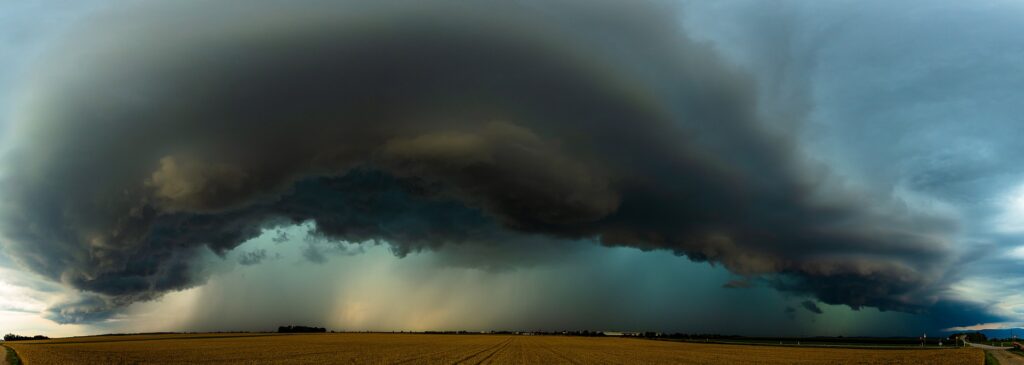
left=970, top=342, right=1013, bottom=350
left=988, top=350, right=1024, bottom=365
left=1, top=345, right=9, bottom=365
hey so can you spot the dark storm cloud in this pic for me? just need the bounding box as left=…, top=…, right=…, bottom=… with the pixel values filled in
left=801, top=300, right=823, bottom=315
left=0, top=0, right=956, bottom=323
left=722, top=279, right=752, bottom=289
left=300, top=234, right=363, bottom=265
left=237, top=249, right=268, bottom=266
left=43, top=293, right=122, bottom=324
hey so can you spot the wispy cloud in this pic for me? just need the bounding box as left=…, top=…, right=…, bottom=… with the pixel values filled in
left=944, top=322, right=1024, bottom=332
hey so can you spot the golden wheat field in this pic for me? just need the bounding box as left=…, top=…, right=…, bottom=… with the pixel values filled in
left=5, top=333, right=983, bottom=365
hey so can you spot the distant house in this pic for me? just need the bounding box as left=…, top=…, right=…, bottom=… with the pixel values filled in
left=602, top=332, right=641, bottom=337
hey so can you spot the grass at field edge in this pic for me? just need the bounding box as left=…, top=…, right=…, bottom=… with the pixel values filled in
left=2, top=344, right=23, bottom=365
left=985, top=351, right=1000, bottom=365
left=15, top=333, right=282, bottom=346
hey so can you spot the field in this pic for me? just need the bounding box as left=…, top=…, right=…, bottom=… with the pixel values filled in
left=5, top=333, right=983, bottom=365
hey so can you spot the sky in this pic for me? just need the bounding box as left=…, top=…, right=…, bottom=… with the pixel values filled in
left=0, top=0, right=1023, bottom=338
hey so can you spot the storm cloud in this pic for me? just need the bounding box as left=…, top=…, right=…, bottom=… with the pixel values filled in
left=0, top=0, right=956, bottom=323
left=801, top=300, right=823, bottom=315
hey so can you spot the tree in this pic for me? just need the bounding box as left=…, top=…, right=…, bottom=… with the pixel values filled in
left=278, top=325, right=327, bottom=333
left=948, top=332, right=987, bottom=343
left=4, top=333, right=48, bottom=341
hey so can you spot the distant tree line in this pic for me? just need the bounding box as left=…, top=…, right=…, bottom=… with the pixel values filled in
left=278, top=326, right=327, bottom=333
left=422, top=331, right=485, bottom=335
left=546, top=330, right=609, bottom=337
left=418, top=330, right=611, bottom=336
left=659, top=333, right=934, bottom=344
left=4, top=334, right=49, bottom=341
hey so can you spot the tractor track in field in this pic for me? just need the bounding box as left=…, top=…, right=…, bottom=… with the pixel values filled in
left=474, top=337, right=515, bottom=365
left=539, top=343, right=582, bottom=365
left=452, top=336, right=514, bottom=365
left=391, top=344, right=468, bottom=364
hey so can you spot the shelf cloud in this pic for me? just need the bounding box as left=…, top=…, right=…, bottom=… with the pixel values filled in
left=0, top=0, right=956, bottom=324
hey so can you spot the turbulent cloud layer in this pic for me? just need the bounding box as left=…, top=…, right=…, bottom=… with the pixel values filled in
left=0, top=0, right=956, bottom=323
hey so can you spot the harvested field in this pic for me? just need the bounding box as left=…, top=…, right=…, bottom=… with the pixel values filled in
left=6, top=333, right=983, bottom=365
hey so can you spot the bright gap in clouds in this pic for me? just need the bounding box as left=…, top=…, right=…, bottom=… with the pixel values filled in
left=998, top=183, right=1024, bottom=234
left=0, top=267, right=91, bottom=337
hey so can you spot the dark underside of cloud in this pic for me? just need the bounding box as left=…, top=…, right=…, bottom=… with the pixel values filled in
left=0, top=0, right=957, bottom=324
left=801, top=300, right=823, bottom=315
